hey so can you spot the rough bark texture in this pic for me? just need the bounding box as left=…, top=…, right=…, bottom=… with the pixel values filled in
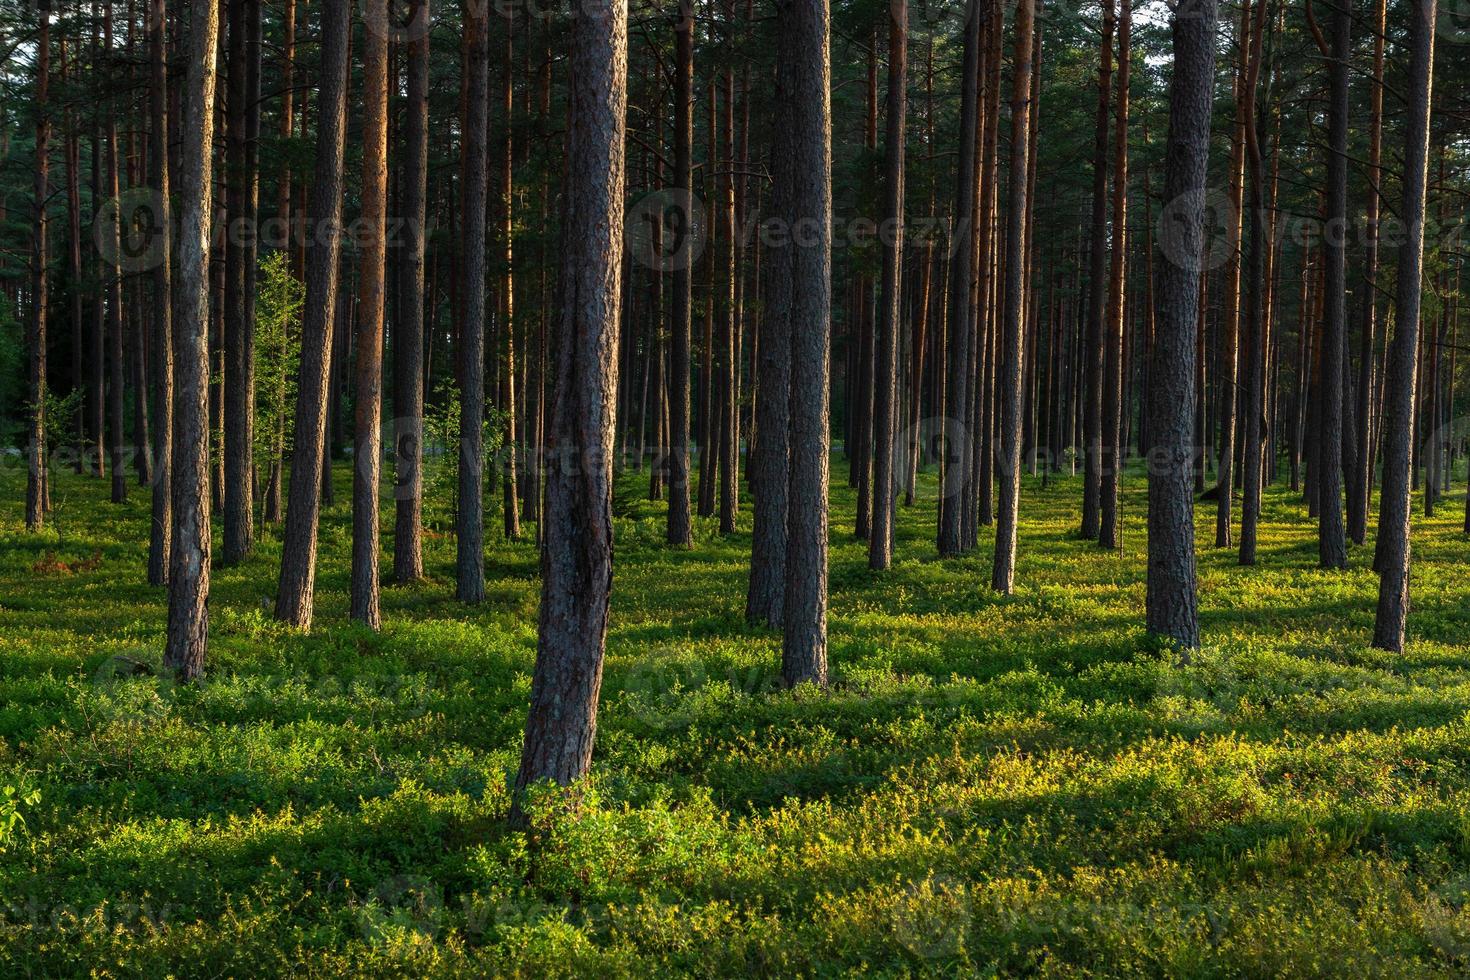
left=394, top=0, right=429, bottom=583
left=1146, top=0, right=1217, bottom=650
left=990, top=0, right=1034, bottom=593
left=512, top=0, right=626, bottom=802
left=165, top=0, right=220, bottom=680
left=147, top=0, right=172, bottom=585
left=1237, top=0, right=1267, bottom=566
left=351, top=0, right=388, bottom=629
left=936, top=0, right=982, bottom=558
left=779, top=0, right=832, bottom=687
left=666, top=0, right=694, bottom=548
left=1373, top=0, right=1435, bottom=652
left=274, top=0, right=350, bottom=629
left=1214, top=0, right=1250, bottom=548
left=746, top=4, right=794, bottom=627
left=869, top=0, right=906, bottom=571
left=456, top=0, right=489, bottom=604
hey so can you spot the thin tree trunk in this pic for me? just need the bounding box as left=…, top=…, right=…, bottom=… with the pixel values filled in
left=394, top=0, right=429, bottom=583
left=870, top=0, right=906, bottom=571
left=1315, top=0, right=1350, bottom=568
left=351, top=0, right=389, bottom=628
left=147, top=0, right=172, bottom=584
left=667, top=0, right=694, bottom=547
left=501, top=12, right=521, bottom=541
left=1350, top=0, right=1384, bottom=543
left=1081, top=0, right=1113, bottom=540
left=1237, top=0, right=1267, bottom=566
left=457, top=0, right=489, bottom=603
left=274, top=0, right=351, bottom=629
left=991, top=0, right=1035, bottom=591
left=223, top=0, right=252, bottom=562
left=26, top=0, right=51, bottom=531
left=1098, top=0, right=1129, bottom=550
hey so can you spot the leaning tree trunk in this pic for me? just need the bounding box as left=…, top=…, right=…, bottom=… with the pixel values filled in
left=456, top=0, right=489, bottom=604
left=1080, top=0, right=1114, bottom=541
left=869, top=0, right=907, bottom=571
left=1316, top=0, right=1351, bottom=568
left=936, top=0, right=983, bottom=558
left=511, top=0, right=627, bottom=808
left=666, top=0, right=694, bottom=547
left=274, top=0, right=351, bottom=629
left=147, top=0, right=172, bottom=585
left=1373, top=0, right=1436, bottom=652
left=351, top=0, right=389, bottom=629
left=26, top=0, right=51, bottom=532
left=165, top=0, right=220, bottom=680
left=780, top=0, right=833, bottom=687
left=1098, top=0, right=1129, bottom=550
left=394, top=0, right=429, bottom=583
left=990, top=0, right=1035, bottom=592
left=1146, top=0, right=1218, bottom=650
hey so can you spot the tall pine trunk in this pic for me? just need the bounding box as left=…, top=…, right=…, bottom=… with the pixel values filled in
left=274, top=0, right=351, bottom=628
left=147, top=0, right=172, bottom=584
left=165, top=0, right=220, bottom=679
left=456, top=0, right=489, bottom=603
left=512, top=0, right=627, bottom=806
left=667, top=0, right=695, bottom=547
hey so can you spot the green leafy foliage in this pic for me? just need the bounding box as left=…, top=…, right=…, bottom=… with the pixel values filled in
left=253, top=251, right=304, bottom=469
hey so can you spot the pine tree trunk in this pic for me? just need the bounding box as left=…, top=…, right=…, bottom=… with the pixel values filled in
left=869, top=0, right=906, bottom=571
left=1214, top=0, right=1250, bottom=547
left=394, top=0, right=429, bottom=583
left=223, top=0, right=253, bottom=563
left=147, top=0, right=172, bottom=585
left=165, top=0, right=220, bottom=679
left=457, top=0, right=489, bottom=603
left=1373, top=0, right=1436, bottom=651
left=937, top=0, right=983, bottom=557
left=1145, top=0, right=1217, bottom=650
left=1081, top=0, right=1113, bottom=540
left=1316, top=0, right=1351, bottom=568
left=990, top=0, right=1034, bottom=592
left=26, top=0, right=51, bottom=532
left=351, top=0, right=389, bottom=629
left=512, top=0, right=627, bottom=805
left=1350, top=0, right=1384, bottom=544
left=501, top=13, right=521, bottom=541
left=1237, top=0, right=1267, bottom=566
left=274, top=0, right=351, bottom=628
left=1098, top=0, right=1129, bottom=550
left=667, top=0, right=695, bottom=547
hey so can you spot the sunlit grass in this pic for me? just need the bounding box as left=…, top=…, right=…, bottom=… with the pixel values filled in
left=2, top=457, right=1470, bottom=975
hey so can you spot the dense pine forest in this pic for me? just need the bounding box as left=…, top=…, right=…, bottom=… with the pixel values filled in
left=2, top=0, right=1470, bottom=973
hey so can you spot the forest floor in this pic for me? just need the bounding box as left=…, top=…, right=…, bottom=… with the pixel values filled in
left=3, top=458, right=1470, bottom=976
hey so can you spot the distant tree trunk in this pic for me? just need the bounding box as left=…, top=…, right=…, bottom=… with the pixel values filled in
left=990, top=0, right=1034, bottom=592
left=511, top=0, right=626, bottom=807
left=351, top=0, right=389, bottom=629
left=1315, top=0, right=1350, bottom=568
left=666, top=0, right=694, bottom=547
left=104, top=0, right=126, bottom=506
left=457, top=0, right=489, bottom=604
left=1214, top=0, right=1250, bottom=547
left=223, top=0, right=253, bottom=563
left=719, top=61, right=739, bottom=536
left=1237, top=0, right=1267, bottom=566
left=26, top=0, right=51, bottom=532
left=780, top=0, right=832, bottom=687
left=869, top=0, right=906, bottom=571
left=1146, top=0, right=1217, bottom=650
left=1374, top=0, right=1436, bottom=650
left=166, top=0, right=220, bottom=680
left=1350, top=0, right=1385, bottom=544
left=937, top=0, right=983, bottom=558
left=1098, top=0, right=1129, bottom=550
left=500, top=12, right=521, bottom=541
left=1081, top=0, right=1113, bottom=540
left=394, top=0, right=429, bottom=583
left=147, top=0, right=172, bottom=585
left=274, top=0, right=351, bottom=629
